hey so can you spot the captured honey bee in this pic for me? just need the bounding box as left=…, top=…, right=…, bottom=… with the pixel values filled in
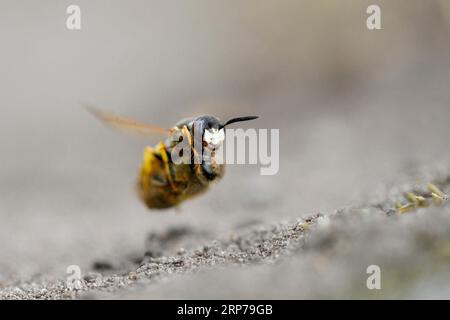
left=86, top=106, right=258, bottom=209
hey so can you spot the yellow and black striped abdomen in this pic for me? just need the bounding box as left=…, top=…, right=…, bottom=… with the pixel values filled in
left=136, top=138, right=219, bottom=209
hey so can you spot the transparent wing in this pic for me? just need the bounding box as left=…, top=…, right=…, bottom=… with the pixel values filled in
left=84, top=104, right=170, bottom=136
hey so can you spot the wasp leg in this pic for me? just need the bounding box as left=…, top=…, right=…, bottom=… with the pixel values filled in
left=182, top=125, right=205, bottom=163
left=155, top=141, right=179, bottom=193
left=180, top=125, right=199, bottom=159
left=180, top=125, right=192, bottom=145
left=179, top=125, right=203, bottom=177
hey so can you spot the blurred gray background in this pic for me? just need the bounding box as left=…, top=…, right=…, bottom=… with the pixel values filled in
left=1, top=0, right=450, bottom=295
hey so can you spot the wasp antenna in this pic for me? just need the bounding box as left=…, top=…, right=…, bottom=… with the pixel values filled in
left=221, top=116, right=259, bottom=128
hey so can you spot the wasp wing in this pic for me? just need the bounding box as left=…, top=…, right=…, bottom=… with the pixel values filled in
left=84, top=104, right=170, bottom=136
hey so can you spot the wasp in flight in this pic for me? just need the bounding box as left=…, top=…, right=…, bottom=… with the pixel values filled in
left=87, top=106, right=258, bottom=209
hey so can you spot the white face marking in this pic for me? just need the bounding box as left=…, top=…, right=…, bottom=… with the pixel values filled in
left=204, top=128, right=225, bottom=147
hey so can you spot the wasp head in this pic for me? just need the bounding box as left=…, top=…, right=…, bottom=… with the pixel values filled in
left=193, top=116, right=223, bottom=151
left=191, top=115, right=258, bottom=180
left=193, top=115, right=259, bottom=151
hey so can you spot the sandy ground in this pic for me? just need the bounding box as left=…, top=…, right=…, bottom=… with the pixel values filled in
left=1, top=83, right=450, bottom=298
left=1, top=0, right=450, bottom=299
left=1, top=163, right=450, bottom=299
